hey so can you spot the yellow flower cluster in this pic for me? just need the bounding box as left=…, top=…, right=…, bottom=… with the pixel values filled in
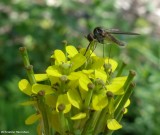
left=18, top=45, right=132, bottom=135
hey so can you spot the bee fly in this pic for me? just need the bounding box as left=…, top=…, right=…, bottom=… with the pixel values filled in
left=84, top=26, right=139, bottom=56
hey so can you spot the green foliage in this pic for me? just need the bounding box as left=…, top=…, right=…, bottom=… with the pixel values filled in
left=0, top=0, right=159, bottom=135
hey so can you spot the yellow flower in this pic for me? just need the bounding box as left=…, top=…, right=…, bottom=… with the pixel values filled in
left=92, top=91, right=108, bottom=110
left=106, top=76, right=127, bottom=95
left=18, top=79, right=32, bottom=96
left=56, top=94, right=71, bottom=113
left=19, top=44, right=135, bottom=134
left=107, top=119, right=122, bottom=130
left=46, top=47, right=86, bottom=85
left=18, top=79, right=54, bottom=96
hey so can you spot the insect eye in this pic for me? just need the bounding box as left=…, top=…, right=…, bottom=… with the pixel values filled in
left=87, top=33, right=94, bottom=42
left=93, top=27, right=103, bottom=35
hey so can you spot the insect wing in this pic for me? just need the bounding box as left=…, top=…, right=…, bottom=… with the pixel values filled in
left=104, top=28, right=120, bottom=33
left=104, top=29, right=139, bottom=35
left=109, top=31, right=139, bottom=35
left=103, top=33, right=126, bottom=46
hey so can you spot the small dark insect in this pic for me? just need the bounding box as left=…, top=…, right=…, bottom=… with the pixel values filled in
left=84, top=26, right=139, bottom=55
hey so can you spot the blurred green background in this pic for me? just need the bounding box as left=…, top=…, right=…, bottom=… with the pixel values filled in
left=0, top=0, right=159, bottom=134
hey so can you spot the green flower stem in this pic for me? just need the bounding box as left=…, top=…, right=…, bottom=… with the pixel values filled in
left=114, top=82, right=135, bottom=120
left=81, top=111, right=101, bottom=135
left=93, top=95, right=114, bottom=135
left=116, top=61, right=127, bottom=77
left=37, top=92, right=50, bottom=135
left=84, top=89, right=93, bottom=109
left=123, top=70, right=136, bottom=92
left=114, top=70, right=136, bottom=108
left=93, top=108, right=108, bottom=135
left=19, top=47, right=30, bottom=66
left=79, top=118, right=88, bottom=130
left=59, top=111, right=66, bottom=135
left=116, top=108, right=124, bottom=123
left=19, top=47, right=50, bottom=135
left=19, top=47, right=36, bottom=85
left=25, top=65, right=36, bottom=85
left=81, top=85, right=95, bottom=134
left=65, top=112, right=73, bottom=133
left=116, top=109, right=124, bottom=122
left=90, top=111, right=102, bottom=129
left=73, top=119, right=82, bottom=129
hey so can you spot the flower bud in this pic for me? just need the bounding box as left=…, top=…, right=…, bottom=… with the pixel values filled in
left=62, top=40, right=67, bottom=45
left=106, top=91, right=114, bottom=98
left=58, top=104, right=65, bottom=112
left=104, top=63, right=112, bottom=74
left=87, top=83, right=95, bottom=90
left=129, top=70, right=136, bottom=77
left=19, top=47, right=26, bottom=52
left=60, top=63, right=71, bottom=70
left=95, top=78, right=105, bottom=86
left=60, top=75, right=68, bottom=82
left=38, top=90, right=45, bottom=96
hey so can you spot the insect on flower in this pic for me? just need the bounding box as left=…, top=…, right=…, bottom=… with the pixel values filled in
left=84, top=26, right=139, bottom=56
